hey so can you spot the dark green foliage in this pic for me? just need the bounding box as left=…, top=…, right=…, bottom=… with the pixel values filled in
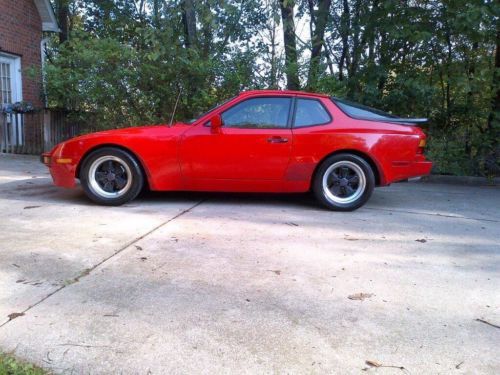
left=46, top=0, right=499, bottom=176
left=46, top=0, right=265, bottom=125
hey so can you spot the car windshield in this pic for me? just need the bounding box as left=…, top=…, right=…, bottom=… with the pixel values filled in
left=332, top=97, right=398, bottom=120
left=184, top=96, right=237, bottom=124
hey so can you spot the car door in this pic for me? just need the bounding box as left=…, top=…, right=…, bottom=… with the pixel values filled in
left=180, top=96, right=293, bottom=183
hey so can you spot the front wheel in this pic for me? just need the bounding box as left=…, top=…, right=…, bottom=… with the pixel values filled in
left=313, top=154, right=375, bottom=211
left=80, top=147, right=144, bottom=206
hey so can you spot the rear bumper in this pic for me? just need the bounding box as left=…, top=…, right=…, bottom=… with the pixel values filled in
left=387, top=159, right=433, bottom=184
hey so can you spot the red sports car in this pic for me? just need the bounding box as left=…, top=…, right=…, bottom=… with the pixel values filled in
left=41, top=90, right=432, bottom=211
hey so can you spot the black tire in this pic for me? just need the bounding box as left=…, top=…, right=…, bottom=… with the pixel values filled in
left=313, top=153, right=375, bottom=211
left=79, top=147, right=144, bottom=206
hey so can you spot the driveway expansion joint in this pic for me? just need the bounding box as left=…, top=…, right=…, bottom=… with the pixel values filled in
left=0, top=199, right=205, bottom=329
left=365, top=207, right=499, bottom=223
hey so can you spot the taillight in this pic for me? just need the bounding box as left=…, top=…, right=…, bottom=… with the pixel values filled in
left=417, top=137, right=426, bottom=154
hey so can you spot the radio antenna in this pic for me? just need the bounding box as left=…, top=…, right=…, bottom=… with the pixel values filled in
left=169, top=90, right=182, bottom=127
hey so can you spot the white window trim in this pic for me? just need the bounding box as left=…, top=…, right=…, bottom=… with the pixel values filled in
left=0, top=52, right=23, bottom=104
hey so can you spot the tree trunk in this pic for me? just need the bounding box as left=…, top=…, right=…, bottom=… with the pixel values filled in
left=465, top=41, right=479, bottom=159
left=270, top=18, right=277, bottom=88
left=307, top=0, right=332, bottom=89
left=152, top=0, right=160, bottom=28
left=181, top=0, right=197, bottom=117
left=279, top=0, right=300, bottom=90
left=57, top=0, right=69, bottom=43
left=181, top=0, right=197, bottom=49
left=201, top=3, right=213, bottom=59
left=338, top=0, right=350, bottom=81
left=367, top=0, right=378, bottom=65
left=377, top=31, right=389, bottom=95
left=485, top=27, right=500, bottom=176
left=347, top=0, right=362, bottom=96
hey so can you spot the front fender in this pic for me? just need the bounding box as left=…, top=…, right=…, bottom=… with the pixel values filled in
left=45, top=126, right=187, bottom=190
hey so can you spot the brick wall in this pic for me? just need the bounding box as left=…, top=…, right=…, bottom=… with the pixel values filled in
left=0, top=0, right=43, bottom=108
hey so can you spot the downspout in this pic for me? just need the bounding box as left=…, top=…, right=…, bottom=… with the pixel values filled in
left=40, top=37, right=49, bottom=108
left=40, top=37, right=50, bottom=151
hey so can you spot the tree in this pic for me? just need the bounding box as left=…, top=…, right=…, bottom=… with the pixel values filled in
left=306, top=0, right=332, bottom=89
left=279, top=0, right=300, bottom=90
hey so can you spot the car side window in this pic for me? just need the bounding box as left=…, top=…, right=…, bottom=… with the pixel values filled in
left=293, top=99, right=331, bottom=128
left=221, top=97, right=291, bottom=129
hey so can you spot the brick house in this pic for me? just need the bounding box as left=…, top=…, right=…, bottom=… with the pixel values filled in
left=0, top=0, right=59, bottom=108
left=0, top=0, right=59, bottom=153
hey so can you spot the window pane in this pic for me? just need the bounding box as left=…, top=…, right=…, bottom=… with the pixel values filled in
left=333, top=98, right=397, bottom=120
left=1, top=62, right=12, bottom=104
left=294, top=99, right=331, bottom=127
left=222, top=97, right=291, bottom=128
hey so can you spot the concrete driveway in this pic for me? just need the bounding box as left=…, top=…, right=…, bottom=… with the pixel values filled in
left=0, top=154, right=499, bottom=374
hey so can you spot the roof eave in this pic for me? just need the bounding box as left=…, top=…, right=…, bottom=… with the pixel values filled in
left=35, top=0, right=60, bottom=33
left=42, top=22, right=60, bottom=33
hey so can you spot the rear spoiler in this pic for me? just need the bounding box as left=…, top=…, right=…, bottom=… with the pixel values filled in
left=384, top=118, right=428, bottom=125
left=350, top=117, right=428, bottom=125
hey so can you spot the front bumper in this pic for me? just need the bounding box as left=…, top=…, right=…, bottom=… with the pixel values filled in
left=40, top=153, right=51, bottom=165
left=40, top=152, right=77, bottom=188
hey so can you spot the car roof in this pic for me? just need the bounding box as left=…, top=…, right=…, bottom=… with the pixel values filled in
left=238, top=90, right=329, bottom=99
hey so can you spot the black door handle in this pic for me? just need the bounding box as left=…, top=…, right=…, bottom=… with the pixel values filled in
left=267, top=136, right=288, bottom=144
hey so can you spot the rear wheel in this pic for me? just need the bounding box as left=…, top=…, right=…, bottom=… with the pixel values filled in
left=313, top=153, right=375, bottom=211
left=80, top=147, right=144, bottom=206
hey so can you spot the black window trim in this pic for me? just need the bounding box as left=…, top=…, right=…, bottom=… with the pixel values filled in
left=292, top=97, right=333, bottom=129
left=220, top=95, right=294, bottom=130
left=331, top=97, right=428, bottom=124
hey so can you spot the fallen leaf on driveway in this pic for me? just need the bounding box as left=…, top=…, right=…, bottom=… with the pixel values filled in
left=365, top=360, right=405, bottom=371
left=267, top=270, right=281, bottom=275
left=415, top=239, right=427, bottom=243
left=8, top=312, right=24, bottom=320
left=348, top=293, right=373, bottom=300
left=23, top=205, right=41, bottom=209
left=140, top=257, right=147, bottom=261
left=135, top=245, right=143, bottom=251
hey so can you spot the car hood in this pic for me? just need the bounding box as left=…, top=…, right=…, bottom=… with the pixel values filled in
left=80, top=123, right=190, bottom=137
left=48, top=123, right=191, bottom=157
left=66, top=123, right=190, bottom=142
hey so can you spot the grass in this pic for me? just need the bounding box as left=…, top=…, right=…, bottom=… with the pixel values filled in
left=0, top=353, right=47, bottom=375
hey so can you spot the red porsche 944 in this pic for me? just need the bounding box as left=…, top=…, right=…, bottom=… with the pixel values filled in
left=41, top=90, right=432, bottom=211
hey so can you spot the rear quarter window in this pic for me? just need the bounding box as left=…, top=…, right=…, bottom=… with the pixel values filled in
left=293, top=99, right=332, bottom=128
left=332, top=98, right=398, bottom=120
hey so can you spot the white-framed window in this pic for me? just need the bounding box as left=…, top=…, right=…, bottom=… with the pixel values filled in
left=0, top=53, right=23, bottom=146
left=0, top=52, right=22, bottom=106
